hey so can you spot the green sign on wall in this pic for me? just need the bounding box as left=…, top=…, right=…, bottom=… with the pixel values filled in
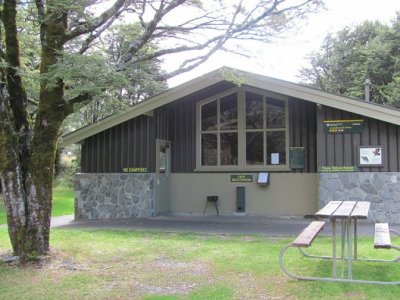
left=324, top=119, right=364, bottom=134
left=318, top=166, right=359, bottom=173
left=231, top=175, right=253, bottom=182
left=290, top=147, right=305, bottom=169
left=122, top=167, right=148, bottom=173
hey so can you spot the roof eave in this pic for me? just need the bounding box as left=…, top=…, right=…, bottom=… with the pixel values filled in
left=244, top=73, right=400, bottom=126
left=61, top=68, right=226, bottom=147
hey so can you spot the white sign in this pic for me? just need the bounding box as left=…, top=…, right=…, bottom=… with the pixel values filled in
left=271, top=153, right=279, bottom=165
left=359, top=146, right=383, bottom=166
left=257, top=172, right=269, bottom=185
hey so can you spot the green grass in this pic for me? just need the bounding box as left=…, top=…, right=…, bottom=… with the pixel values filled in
left=51, top=185, right=74, bottom=217
left=1, top=229, right=400, bottom=299
left=0, top=185, right=74, bottom=225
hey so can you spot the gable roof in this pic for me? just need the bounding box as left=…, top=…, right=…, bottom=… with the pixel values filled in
left=62, top=67, right=400, bottom=147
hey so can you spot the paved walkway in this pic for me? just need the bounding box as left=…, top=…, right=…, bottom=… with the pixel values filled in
left=50, top=214, right=390, bottom=237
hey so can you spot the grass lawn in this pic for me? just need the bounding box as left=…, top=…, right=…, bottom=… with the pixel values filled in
left=0, top=185, right=74, bottom=225
left=0, top=229, right=399, bottom=299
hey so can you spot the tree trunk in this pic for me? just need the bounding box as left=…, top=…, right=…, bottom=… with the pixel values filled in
left=0, top=0, right=71, bottom=262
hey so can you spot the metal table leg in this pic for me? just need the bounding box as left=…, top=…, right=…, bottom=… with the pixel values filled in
left=332, top=219, right=337, bottom=278
left=354, top=220, right=358, bottom=259
left=347, top=218, right=353, bottom=280
left=341, top=219, right=346, bottom=279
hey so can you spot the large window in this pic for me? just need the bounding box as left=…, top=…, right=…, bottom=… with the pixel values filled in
left=197, top=88, right=288, bottom=170
left=200, top=93, right=238, bottom=166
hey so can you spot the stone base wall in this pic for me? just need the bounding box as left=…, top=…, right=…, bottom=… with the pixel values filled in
left=319, top=172, right=400, bottom=223
left=74, top=173, right=155, bottom=220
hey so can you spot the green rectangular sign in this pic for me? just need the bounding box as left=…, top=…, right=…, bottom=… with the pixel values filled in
left=318, top=166, right=358, bottom=173
left=290, top=147, right=305, bottom=169
left=122, top=167, right=148, bottom=173
left=324, top=119, right=364, bottom=134
left=231, top=175, right=253, bottom=182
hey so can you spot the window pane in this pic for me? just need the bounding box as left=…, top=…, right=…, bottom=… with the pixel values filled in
left=246, top=132, right=263, bottom=165
left=220, top=93, right=237, bottom=130
left=159, top=144, right=166, bottom=174
left=246, top=92, right=263, bottom=129
left=201, top=134, right=217, bottom=165
left=267, top=131, right=286, bottom=165
left=266, top=98, right=285, bottom=128
left=201, top=101, right=217, bottom=131
left=221, top=133, right=238, bottom=165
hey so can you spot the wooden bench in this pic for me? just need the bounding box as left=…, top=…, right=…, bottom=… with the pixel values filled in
left=374, top=223, right=392, bottom=249
left=292, top=221, right=326, bottom=247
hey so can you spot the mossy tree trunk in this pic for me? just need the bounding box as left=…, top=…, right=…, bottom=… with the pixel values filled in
left=0, top=0, right=72, bottom=261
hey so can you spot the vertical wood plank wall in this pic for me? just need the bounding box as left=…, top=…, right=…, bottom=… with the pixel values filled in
left=289, top=99, right=317, bottom=173
left=81, top=115, right=155, bottom=172
left=316, top=106, right=400, bottom=172
left=80, top=90, right=400, bottom=174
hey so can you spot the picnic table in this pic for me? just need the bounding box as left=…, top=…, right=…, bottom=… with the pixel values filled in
left=279, top=200, right=400, bottom=285
left=314, top=200, right=370, bottom=280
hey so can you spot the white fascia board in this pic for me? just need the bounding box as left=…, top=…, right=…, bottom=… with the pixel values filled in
left=61, top=70, right=225, bottom=147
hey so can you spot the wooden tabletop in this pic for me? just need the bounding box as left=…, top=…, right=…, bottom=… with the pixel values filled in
left=315, top=201, right=370, bottom=219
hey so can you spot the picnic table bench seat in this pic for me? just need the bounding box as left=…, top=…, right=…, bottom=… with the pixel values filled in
left=292, top=221, right=325, bottom=247
left=374, top=223, right=392, bottom=249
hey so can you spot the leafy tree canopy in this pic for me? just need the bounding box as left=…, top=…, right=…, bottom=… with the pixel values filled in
left=300, top=12, right=400, bottom=107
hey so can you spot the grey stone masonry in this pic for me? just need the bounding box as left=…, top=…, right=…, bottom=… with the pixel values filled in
left=74, top=173, right=155, bottom=220
left=319, top=172, right=400, bottom=224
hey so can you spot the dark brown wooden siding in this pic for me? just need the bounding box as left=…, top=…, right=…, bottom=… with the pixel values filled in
left=316, top=106, right=400, bottom=172
left=289, top=98, right=317, bottom=173
left=155, top=108, right=169, bottom=140
left=81, top=115, right=155, bottom=172
left=165, top=81, right=236, bottom=173
left=168, top=99, right=197, bottom=173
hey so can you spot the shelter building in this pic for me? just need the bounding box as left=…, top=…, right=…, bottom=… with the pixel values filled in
left=62, top=68, right=400, bottom=223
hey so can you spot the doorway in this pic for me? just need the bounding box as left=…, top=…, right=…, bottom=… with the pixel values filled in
left=155, top=139, right=171, bottom=214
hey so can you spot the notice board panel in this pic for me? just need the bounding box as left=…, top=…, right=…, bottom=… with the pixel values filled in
left=290, top=147, right=305, bottom=169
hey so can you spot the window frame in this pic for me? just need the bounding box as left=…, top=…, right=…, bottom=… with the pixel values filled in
left=195, top=86, right=290, bottom=171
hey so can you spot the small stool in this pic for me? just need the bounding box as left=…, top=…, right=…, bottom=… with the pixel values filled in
left=203, top=196, right=219, bottom=216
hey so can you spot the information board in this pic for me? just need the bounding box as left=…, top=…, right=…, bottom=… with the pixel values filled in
left=324, top=119, right=364, bottom=134
left=289, top=147, right=305, bottom=169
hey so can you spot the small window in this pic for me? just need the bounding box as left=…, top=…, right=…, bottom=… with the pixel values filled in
left=221, top=133, right=238, bottom=165
left=201, top=101, right=217, bottom=131
left=246, top=132, right=263, bottom=165
left=220, top=94, right=238, bottom=130
left=266, top=131, right=286, bottom=165
left=201, top=133, right=217, bottom=166
left=246, top=92, right=263, bottom=129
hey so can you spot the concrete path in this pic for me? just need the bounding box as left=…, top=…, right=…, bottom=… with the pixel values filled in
left=49, top=213, right=393, bottom=237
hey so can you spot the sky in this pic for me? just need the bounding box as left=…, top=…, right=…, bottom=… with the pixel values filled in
left=165, top=0, right=400, bottom=87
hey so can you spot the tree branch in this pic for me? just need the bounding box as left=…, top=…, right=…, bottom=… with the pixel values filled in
left=34, top=0, right=46, bottom=43
left=65, top=0, right=127, bottom=41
